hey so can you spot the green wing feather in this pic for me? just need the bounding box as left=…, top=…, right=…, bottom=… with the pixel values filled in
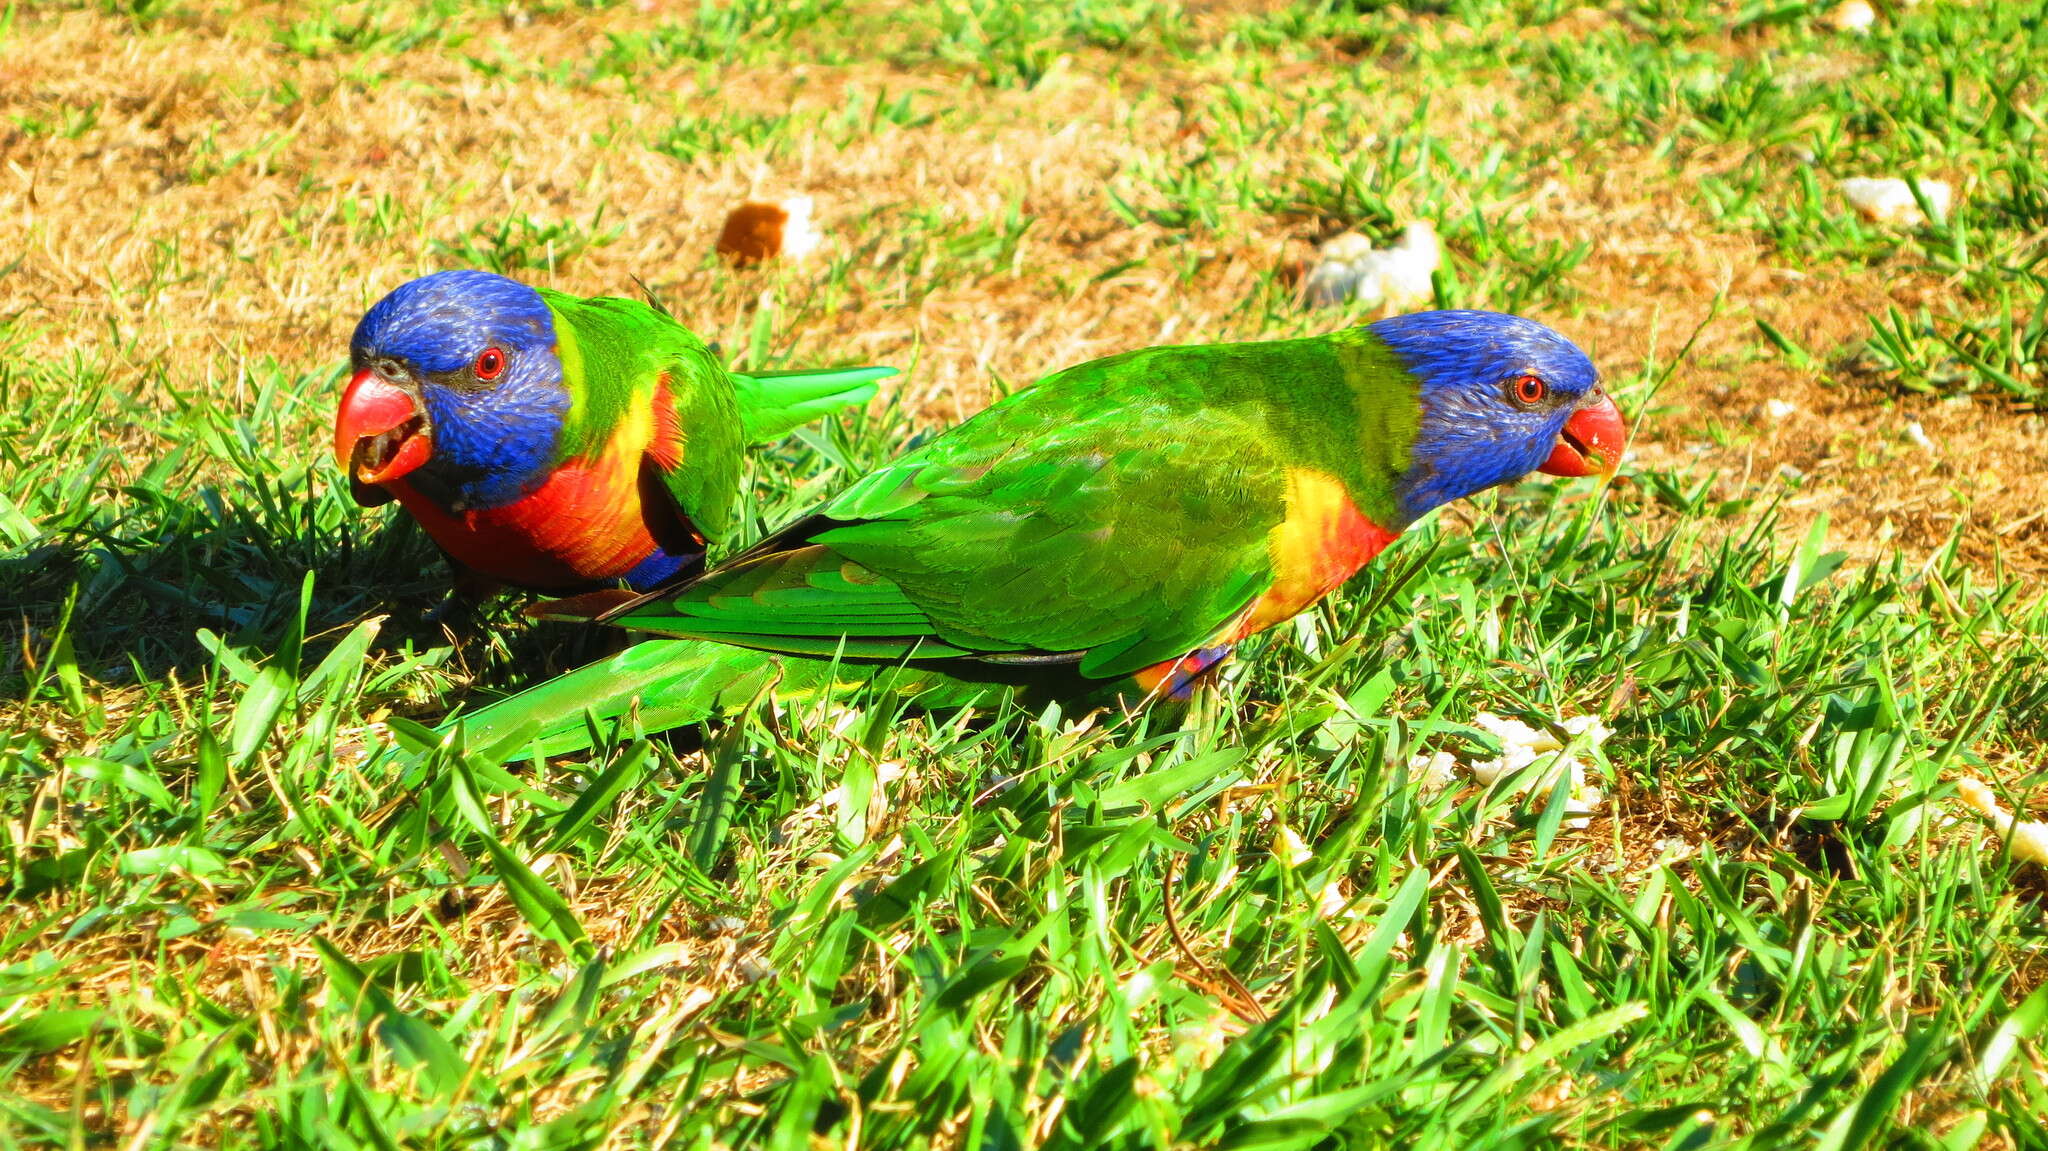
left=614, top=340, right=1352, bottom=678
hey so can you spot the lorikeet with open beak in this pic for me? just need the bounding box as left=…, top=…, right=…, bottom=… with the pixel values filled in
left=334, top=270, right=892, bottom=609
left=437, top=310, right=1626, bottom=754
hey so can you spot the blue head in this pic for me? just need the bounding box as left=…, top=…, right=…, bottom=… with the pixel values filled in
left=338, top=270, right=570, bottom=510
left=1372, top=310, right=1624, bottom=521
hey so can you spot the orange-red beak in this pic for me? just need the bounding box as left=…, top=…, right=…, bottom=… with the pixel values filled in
left=1539, top=391, right=1627, bottom=477
left=335, top=368, right=431, bottom=506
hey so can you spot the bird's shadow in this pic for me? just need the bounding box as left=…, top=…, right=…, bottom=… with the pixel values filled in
left=0, top=487, right=615, bottom=716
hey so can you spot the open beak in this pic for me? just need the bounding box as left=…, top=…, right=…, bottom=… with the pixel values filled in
left=1539, top=391, right=1628, bottom=477
left=335, top=368, right=431, bottom=506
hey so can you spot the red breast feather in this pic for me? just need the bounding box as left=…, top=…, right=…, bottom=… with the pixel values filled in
left=390, top=386, right=688, bottom=590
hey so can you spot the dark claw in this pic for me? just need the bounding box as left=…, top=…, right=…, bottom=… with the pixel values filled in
left=424, top=568, right=502, bottom=632
left=423, top=591, right=480, bottom=630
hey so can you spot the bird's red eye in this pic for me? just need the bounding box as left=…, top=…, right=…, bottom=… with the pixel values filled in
left=474, top=347, right=506, bottom=381
left=1513, top=375, right=1548, bottom=406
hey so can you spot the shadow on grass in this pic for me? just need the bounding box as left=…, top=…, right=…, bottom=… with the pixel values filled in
left=0, top=484, right=623, bottom=712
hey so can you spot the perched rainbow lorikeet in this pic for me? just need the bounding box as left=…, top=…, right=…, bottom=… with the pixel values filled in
left=333, top=270, right=891, bottom=611
left=439, top=310, right=1626, bottom=755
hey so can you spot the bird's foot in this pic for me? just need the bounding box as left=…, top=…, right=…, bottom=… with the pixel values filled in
left=1135, top=644, right=1238, bottom=701
left=423, top=590, right=484, bottom=631
left=423, top=570, right=503, bottom=633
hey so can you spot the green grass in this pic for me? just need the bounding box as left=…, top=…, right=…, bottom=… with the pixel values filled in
left=6, top=0, right=2048, bottom=1147
left=7, top=360, right=2048, bottom=1146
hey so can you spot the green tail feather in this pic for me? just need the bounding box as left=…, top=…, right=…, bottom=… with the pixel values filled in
left=435, top=637, right=1048, bottom=758
left=440, top=640, right=781, bottom=757
left=734, top=366, right=893, bottom=444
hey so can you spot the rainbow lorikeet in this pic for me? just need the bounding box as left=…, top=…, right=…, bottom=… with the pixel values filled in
left=333, top=270, right=891, bottom=607
left=440, top=310, right=1626, bottom=755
